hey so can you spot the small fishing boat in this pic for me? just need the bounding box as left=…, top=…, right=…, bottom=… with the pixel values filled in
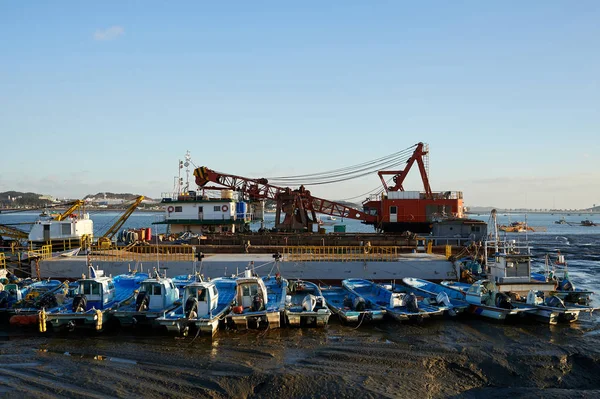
left=9, top=280, right=72, bottom=328
left=226, top=271, right=287, bottom=330
left=156, top=277, right=236, bottom=336
left=285, top=280, right=331, bottom=327
left=42, top=267, right=148, bottom=332
left=530, top=253, right=594, bottom=305
left=581, top=219, right=597, bottom=227
left=0, top=278, right=36, bottom=315
left=320, top=285, right=385, bottom=323
left=343, top=279, right=446, bottom=321
left=401, top=277, right=469, bottom=315
left=520, top=290, right=596, bottom=324
left=443, top=280, right=535, bottom=320
left=112, top=269, right=181, bottom=328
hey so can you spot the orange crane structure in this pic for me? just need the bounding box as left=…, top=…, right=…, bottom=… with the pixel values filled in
left=193, top=142, right=463, bottom=233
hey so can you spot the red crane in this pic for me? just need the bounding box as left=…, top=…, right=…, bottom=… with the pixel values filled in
left=377, top=142, right=433, bottom=199
left=193, top=167, right=377, bottom=232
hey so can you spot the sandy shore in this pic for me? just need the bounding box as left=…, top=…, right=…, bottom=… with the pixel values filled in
left=1, top=315, right=599, bottom=398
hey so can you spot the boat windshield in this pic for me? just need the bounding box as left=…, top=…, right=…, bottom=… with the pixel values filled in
left=80, top=281, right=101, bottom=295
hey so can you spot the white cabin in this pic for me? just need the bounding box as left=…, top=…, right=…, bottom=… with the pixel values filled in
left=235, top=274, right=268, bottom=311
left=484, top=240, right=532, bottom=284
left=158, top=190, right=253, bottom=235
left=28, top=214, right=94, bottom=243
left=183, top=281, right=219, bottom=317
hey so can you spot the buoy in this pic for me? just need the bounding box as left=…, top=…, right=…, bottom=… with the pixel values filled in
left=232, top=306, right=243, bottom=314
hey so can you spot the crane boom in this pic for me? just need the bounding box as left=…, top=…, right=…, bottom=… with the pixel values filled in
left=0, top=224, right=29, bottom=240
left=55, top=200, right=85, bottom=221
left=194, top=167, right=377, bottom=224
left=99, top=196, right=145, bottom=242
left=377, top=142, right=433, bottom=199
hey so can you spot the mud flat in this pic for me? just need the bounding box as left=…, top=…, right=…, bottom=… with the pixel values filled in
left=1, top=315, right=599, bottom=398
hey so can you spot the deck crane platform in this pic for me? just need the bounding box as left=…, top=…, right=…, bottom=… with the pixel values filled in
left=97, top=196, right=145, bottom=247
left=193, top=142, right=463, bottom=233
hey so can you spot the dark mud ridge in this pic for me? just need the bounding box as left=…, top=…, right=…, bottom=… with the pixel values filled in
left=1, top=317, right=600, bottom=398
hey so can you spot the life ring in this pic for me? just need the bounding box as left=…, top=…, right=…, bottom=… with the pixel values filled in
left=167, top=206, right=175, bottom=213
left=222, top=205, right=229, bottom=212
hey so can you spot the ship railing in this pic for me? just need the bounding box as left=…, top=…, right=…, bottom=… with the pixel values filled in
left=27, top=245, right=52, bottom=260
left=282, top=246, right=399, bottom=262
left=89, top=244, right=195, bottom=262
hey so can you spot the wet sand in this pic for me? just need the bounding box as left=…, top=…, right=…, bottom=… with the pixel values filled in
left=1, top=315, right=600, bottom=399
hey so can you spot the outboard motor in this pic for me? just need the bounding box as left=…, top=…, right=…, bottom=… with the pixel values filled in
left=251, top=294, right=264, bottom=312
left=405, top=293, right=419, bottom=313
left=353, top=296, right=366, bottom=311
left=526, top=290, right=543, bottom=305
left=135, top=292, right=149, bottom=312
left=72, top=294, right=87, bottom=313
left=495, top=292, right=512, bottom=309
left=560, top=279, right=574, bottom=291
left=544, top=295, right=566, bottom=309
left=184, top=296, right=198, bottom=319
left=435, top=292, right=451, bottom=307
left=302, top=294, right=316, bottom=312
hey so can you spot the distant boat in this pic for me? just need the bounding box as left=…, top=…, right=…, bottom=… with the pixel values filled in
left=555, top=217, right=568, bottom=225
left=581, top=220, right=597, bottom=227
left=327, top=216, right=336, bottom=221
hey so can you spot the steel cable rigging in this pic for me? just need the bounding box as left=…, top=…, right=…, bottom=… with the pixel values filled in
left=266, top=145, right=417, bottom=186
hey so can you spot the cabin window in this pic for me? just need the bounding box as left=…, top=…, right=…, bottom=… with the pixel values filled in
left=175, top=206, right=182, bottom=212
left=198, top=289, right=206, bottom=301
left=61, top=223, right=71, bottom=235
left=153, top=285, right=162, bottom=295
left=82, top=282, right=101, bottom=295
left=214, top=205, right=221, bottom=212
left=471, top=226, right=481, bottom=232
left=108, top=282, right=115, bottom=291
left=390, top=206, right=397, bottom=215
left=198, top=206, right=203, bottom=212
left=222, top=227, right=229, bottom=232
left=242, top=285, right=259, bottom=297
left=212, top=287, right=218, bottom=297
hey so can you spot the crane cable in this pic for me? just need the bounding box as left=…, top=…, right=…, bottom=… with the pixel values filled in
left=268, top=145, right=417, bottom=180
left=267, top=147, right=416, bottom=185
left=267, top=154, right=412, bottom=185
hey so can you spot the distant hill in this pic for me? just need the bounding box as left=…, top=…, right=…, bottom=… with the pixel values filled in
left=85, top=192, right=151, bottom=200
left=0, top=191, right=53, bottom=207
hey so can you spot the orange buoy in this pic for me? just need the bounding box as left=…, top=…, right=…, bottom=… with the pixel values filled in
left=232, top=306, right=244, bottom=314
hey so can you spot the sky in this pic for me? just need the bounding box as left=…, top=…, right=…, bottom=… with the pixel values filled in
left=0, top=1, right=598, bottom=209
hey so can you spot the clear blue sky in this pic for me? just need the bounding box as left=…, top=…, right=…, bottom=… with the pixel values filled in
left=1, top=1, right=598, bottom=208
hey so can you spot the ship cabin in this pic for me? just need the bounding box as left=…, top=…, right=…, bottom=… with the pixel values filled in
left=159, top=190, right=253, bottom=235
left=235, top=274, right=268, bottom=312
left=431, top=218, right=488, bottom=245
left=137, top=278, right=179, bottom=311
left=183, top=281, right=219, bottom=317
left=76, top=276, right=116, bottom=310
left=28, top=213, right=94, bottom=243
left=362, top=190, right=464, bottom=234
left=484, top=240, right=532, bottom=284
